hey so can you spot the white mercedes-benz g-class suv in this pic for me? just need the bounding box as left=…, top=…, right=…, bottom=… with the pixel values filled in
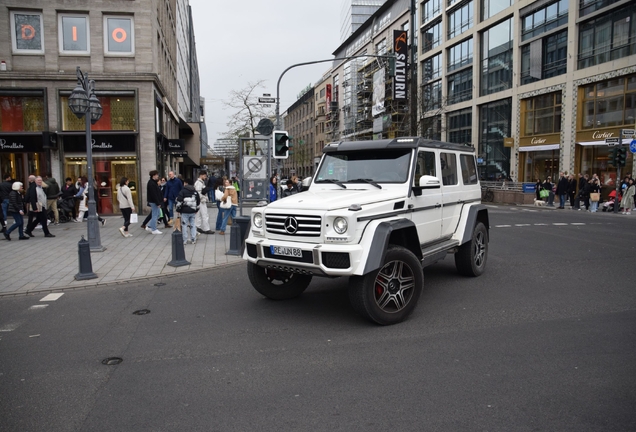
left=243, top=137, right=489, bottom=325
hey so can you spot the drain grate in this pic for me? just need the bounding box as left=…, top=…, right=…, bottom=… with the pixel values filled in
left=101, top=357, right=123, bottom=365
left=132, top=309, right=151, bottom=315
left=153, top=283, right=166, bottom=287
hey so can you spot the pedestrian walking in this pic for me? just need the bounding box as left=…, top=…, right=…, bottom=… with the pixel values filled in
left=567, top=175, right=577, bottom=208
left=60, top=177, right=78, bottom=220
left=194, top=170, right=214, bottom=234
left=24, top=176, right=55, bottom=238
left=175, top=178, right=200, bottom=244
left=207, top=172, right=218, bottom=203
left=535, top=178, right=542, bottom=201
left=117, top=177, right=135, bottom=237
left=163, top=171, right=183, bottom=222
left=214, top=178, right=225, bottom=231
left=219, top=178, right=238, bottom=235
left=555, top=172, right=569, bottom=209
left=0, top=173, right=12, bottom=227
left=25, top=175, right=37, bottom=228
left=74, top=177, right=106, bottom=225
left=146, top=170, right=163, bottom=234
left=542, top=176, right=554, bottom=206
left=3, top=182, right=29, bottom=241
left=159, top=177, right=172, bottom=228
left=589, top=178, right=601, bottom=213
left=573, top=173, right=587, bottom=210
left=43, top=173, right=61, bottom=224
left=620, top=178, right=635, bottom=215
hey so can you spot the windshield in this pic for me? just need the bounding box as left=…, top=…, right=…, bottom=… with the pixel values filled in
left=315, top=149, right=412, bottom=184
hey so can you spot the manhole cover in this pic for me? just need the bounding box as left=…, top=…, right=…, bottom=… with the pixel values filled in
left=101, top=357, right=123, bottom=366
left=133, top=309, right=151, bottom=315
left=153, top=283, right=166, bottom=287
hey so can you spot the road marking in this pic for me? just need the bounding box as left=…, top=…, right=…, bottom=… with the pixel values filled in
left=28, top=305, right=49, bottom=311
left=570, top=223, right=586, bottom=225
left=534, top=223, right=548, bottom=226
left=552, top=223, right=568, bottom=226
left=40, top=293, right=64, bottom=302
left=0, top=321, right=24, bottom=332
left=515, top=224, right=531, bottom=226
left=495, top=225, right=512, bottom=227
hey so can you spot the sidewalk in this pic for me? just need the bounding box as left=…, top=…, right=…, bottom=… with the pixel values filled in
left=0, top=205, right=245, bottom=296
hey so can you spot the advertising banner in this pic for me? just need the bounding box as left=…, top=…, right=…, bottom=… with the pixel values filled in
left=393, top=30, right=408, bottom=101
left=372, top=68, right=386, bottom=117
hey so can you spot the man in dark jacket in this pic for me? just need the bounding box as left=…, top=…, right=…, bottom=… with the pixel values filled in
left=146, top=170, right=164, bottom=234
left=555, top=172, right=569, bottom=209
left=163, top=171, right=183, bottom=221
left=0, top=173, right=12, bottom=226
left=24, top=175, right=37, bottom=228
left=175, top=178, right=200, bottom=244
left=573, top=173, right=587, bottom=210
left=43, top=173, right=61, bottom=224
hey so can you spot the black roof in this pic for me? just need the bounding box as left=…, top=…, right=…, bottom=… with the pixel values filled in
left=322, top=137, right=475, bottom=153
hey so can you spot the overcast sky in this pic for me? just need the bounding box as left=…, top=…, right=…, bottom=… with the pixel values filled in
left=189, top=0, right=344, bottom=146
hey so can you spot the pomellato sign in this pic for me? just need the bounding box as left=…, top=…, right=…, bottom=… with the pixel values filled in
left=0, top=134, right=44, bottom=152
left=163, top=139, right=185, bottom=152
left=64, top=134, right=136, bottom=153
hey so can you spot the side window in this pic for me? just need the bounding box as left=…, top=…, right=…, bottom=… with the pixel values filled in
left=460, top=154, right=478, bottom=184
left=440, top=153, right=458, bottom=185
left=414, top=150, right=436, bottom=186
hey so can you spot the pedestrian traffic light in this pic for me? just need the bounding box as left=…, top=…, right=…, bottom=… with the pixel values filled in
left=273, top=130, right=289, bottom=159
left=617, top=147, right=628, bottom=167
left=610, top=147, right=619, bottom=167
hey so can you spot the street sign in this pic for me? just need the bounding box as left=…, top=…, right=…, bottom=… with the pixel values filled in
left=630, top=139, right=636, bottom=154
left=621, top=128, right=635, bottom=136
left=605, top=137, right=621, bottom=146
left=243, top=156, right=267, bottom=179
left=258, top=97, right=276, bottom=104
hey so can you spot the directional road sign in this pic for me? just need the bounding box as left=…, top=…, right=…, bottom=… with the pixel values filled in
left=605, top=137, right=621, bottom=146
left=622, top=128, right=635, bottom=137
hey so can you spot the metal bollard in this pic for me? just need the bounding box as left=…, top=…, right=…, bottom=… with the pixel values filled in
left=75, top=235, right=97, bottom=280
left=167, top=229, right=190, bottom=267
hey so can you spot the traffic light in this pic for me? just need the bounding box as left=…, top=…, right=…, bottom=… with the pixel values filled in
left=617, top=147, right=628, bottom=167
left=388, top=56, right=396, bottom=77
left=610, top=147, right=619, bottom=167
left=273, top=130, right=289, bottom=159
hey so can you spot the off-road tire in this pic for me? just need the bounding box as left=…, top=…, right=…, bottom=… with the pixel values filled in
left=349, top=245, right=423, bottom=325
left=455, top=222, right=488, bottom=277
left=247, top=262, right=312, bottom=300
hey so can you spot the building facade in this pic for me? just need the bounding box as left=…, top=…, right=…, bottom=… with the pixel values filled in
left=418, top=0, right=636, bottom=195
left=340, top=0, right=388, bottom=42
left=0, top=0, right=202, bottom=214
left=282, top=88, right=316, bottom=178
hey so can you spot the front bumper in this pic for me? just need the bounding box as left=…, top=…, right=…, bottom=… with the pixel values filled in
left=243, top=238, right=364, bottom=277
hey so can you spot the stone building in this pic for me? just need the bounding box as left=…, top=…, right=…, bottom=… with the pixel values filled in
left=0, top=0, right=203, bottom=214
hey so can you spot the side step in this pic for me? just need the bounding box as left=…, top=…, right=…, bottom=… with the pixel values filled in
left=420, top=239, right=459, bottom=268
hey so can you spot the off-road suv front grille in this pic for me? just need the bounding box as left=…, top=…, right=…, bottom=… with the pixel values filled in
left=265, top=214, right=321, bottom=237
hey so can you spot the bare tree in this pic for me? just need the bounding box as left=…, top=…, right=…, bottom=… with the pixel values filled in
left=222, top=80, right=275, bottom=141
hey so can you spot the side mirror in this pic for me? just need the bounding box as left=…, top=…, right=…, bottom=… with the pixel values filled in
left=419, top=175, right=441, bottom=188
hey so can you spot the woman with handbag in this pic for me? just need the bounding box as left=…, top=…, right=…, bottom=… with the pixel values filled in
left=588, top=179, right=601, bottom=213
left=117, top=177, right=135, bottom=237
left=219, top=179, right=238, bottom=235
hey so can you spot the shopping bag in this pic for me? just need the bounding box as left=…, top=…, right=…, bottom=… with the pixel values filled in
left=130, top=213, right=138, bottom=223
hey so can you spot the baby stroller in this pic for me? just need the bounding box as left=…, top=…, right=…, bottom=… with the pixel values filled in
left=47, top=196, right=75, bottom=223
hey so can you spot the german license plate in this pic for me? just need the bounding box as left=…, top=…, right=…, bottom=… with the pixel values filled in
left=270, top=246, right=302, bottom=257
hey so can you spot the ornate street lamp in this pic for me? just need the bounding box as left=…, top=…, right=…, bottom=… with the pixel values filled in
left=68, top=66, right=105, bottom=251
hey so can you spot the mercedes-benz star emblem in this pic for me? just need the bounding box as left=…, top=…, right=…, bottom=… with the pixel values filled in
left=284, top=217, right=298, bottom=234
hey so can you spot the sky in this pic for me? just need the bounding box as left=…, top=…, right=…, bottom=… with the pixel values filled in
left=189, top=0, right=345, bottom=146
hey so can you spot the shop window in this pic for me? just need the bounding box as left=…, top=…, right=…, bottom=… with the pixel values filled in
left=10, top=11, right=44, bottom=54
left=58, top=13, right=89, bottom=54
left=581, top=75, right=636, bottom=129
left=60, top=95, right=136, bottom=131
left=0, top=95, right=45, bottom=132
left=104, top=16, right=134, bottom=55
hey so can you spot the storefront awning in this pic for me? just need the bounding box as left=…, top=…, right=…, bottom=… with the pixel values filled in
left=577, top=139, right=632, bottom=146
left=518, top=144, right=560, bottom=152
left=183, top=155, right=200, bottom=167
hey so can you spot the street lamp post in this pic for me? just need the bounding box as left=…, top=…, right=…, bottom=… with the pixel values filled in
left=68, top=66, right=105, bottom=252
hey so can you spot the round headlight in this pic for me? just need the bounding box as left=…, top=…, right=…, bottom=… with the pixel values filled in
left=333, top=217, right=348, bottom=234
left=253, top=213, right=263, bottom=228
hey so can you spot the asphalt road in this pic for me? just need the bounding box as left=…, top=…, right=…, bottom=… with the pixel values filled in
left=1, top=206, right=635, bottom=432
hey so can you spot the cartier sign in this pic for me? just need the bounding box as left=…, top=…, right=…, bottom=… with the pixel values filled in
left=592, top=131, right=614, bottom=139
left=519, top=133, right=560, bottom=148
left=576, top=129, right=621, bottom=143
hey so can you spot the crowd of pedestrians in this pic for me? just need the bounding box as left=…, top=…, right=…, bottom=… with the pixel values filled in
left=535, top=172, right=636, bottom=214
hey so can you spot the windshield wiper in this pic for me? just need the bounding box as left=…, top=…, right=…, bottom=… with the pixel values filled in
left=347, top=178, right=382, bottom=189
left=315, top=178, right=347, bottom=189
